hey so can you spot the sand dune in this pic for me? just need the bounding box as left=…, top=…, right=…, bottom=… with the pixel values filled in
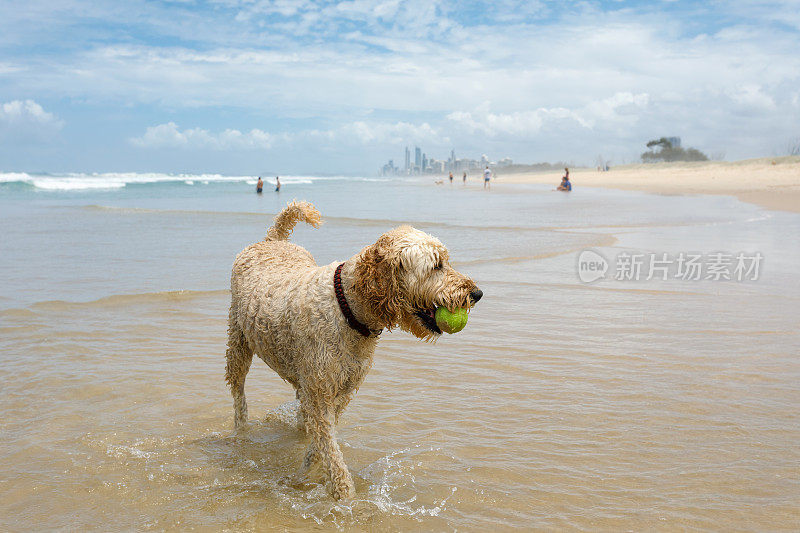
left=497, top=156, right=800, bottom=213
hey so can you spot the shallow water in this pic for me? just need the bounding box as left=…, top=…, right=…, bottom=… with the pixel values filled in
left=1, top=174, right=799, bottom=530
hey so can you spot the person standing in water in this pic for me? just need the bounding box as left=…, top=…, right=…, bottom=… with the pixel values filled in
left=449, top=172, right=453, bottom=183
left=483, top=166, right=491, bottom=189
left=462, top=172, right=467, bottom=184
left=275, top=176, right=281, bottom=192
left=256, top=177, right=263, bottom=194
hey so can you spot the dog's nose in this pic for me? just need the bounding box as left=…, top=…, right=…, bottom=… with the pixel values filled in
left=470, top=289, right=483, bottom=303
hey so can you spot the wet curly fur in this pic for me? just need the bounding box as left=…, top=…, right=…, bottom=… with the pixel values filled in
left=225, top=200, right=481, bottom=500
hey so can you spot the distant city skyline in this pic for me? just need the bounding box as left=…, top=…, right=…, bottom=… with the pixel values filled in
left=1, top=1, right=798, bottom=175
left=381, top=147, right=513, bottom=176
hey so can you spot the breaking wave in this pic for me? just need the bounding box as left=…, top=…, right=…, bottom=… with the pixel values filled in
left=0, top=172, right=381, bottom=191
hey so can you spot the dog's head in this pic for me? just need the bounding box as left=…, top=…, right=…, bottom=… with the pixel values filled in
left=355, top=226, right=482, bottom=340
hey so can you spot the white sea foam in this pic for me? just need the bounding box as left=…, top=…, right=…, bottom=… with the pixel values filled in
left=0, top=171, right=368, bottom=190
left=33, top=177, right=129, bottom=190
left=0, top=171, right=33, bottom=181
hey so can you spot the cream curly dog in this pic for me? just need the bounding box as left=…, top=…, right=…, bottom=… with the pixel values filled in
left=225, top=201, right=482, bottom=500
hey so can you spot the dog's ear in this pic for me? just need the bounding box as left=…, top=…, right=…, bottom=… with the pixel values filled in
left=355, top=236, right=402, bottom=327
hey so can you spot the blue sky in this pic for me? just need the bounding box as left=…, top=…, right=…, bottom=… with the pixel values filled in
left=1, top=0, right=798, bottom=174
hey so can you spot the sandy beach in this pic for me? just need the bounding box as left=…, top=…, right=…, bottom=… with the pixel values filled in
left=497, top=156, right=800, bottom=214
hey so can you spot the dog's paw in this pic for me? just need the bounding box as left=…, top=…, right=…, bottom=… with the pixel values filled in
left=330, top=481, right=355, bottom=501
left=328, top=473, right=355, bottom=501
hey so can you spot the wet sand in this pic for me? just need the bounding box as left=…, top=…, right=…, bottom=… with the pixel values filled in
left=497, top=156, right=800, bottom=213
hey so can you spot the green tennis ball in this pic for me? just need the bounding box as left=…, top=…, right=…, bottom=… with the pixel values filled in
left=435, top=306, right=469, bottom=334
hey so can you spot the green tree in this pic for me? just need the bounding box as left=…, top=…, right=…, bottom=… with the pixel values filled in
left=641, top=137, right=708, bottom=162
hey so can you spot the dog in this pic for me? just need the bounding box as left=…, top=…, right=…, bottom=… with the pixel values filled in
left=225, top=201, right=482, bottom=499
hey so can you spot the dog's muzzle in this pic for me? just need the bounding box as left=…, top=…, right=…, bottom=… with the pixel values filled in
left=470, top=289, right=483, bottom=304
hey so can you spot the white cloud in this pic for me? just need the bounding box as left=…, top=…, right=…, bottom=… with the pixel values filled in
left=727, top=84, right=776, bottom=110
left=130, top=122, right=274, bottom=150
left=0, top=62, right=22, bottom=74
left=314, top=120, right=445, bottom=145
left=447, top=107, right=574, bottom=138
left=3, top=0, right=800, bottom=169
left=446, top=92, right=649, bottom=138
left=132, top=119, right=446, bottom=152
left=0, top=99, right=63, bottom=142
left=26, top=11, right=791, bottom=131
left=1, top=99, right=59, bottom=124
left=585, top=92, right=650, bottom=121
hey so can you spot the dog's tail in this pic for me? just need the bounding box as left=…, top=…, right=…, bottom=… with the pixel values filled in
left=266, top=200, right=322, bottom=241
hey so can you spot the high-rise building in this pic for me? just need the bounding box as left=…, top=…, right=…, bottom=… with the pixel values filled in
left=414, top=146, right=421, bottom=170
left=404, top=147, right=411, bottom=173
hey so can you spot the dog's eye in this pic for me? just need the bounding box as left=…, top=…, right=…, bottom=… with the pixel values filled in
left=434, top=261, right=443, bottom=270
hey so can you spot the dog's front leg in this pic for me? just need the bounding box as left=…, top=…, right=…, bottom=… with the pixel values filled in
left=302, top=393, right=354, bottom=500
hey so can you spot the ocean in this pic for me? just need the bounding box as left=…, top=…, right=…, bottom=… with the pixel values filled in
left=1, top=171, right=798, bottom=530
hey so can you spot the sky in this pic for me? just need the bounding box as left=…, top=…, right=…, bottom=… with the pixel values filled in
left=0, top=0, right=799, bottom=175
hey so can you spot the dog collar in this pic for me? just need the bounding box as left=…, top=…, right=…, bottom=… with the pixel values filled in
left=334, top=263, right=381, bottom=338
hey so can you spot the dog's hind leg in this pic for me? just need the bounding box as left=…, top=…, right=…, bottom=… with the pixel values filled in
left=333, top=392, right=355, bottom=425
left=225, top=317, right=253, bottom=429
left=295, top=389, right=309, bottom=432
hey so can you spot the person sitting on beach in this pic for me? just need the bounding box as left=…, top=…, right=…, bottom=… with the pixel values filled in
left=557, top=168, right=571, bottom=191
left=275, top=176, right=281, bottom=192
left=256, top=177, right=263, bottom=194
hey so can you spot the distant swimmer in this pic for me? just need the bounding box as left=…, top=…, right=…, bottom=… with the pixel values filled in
left=462, top=172, right=467, bottom=184
left=256, top=177, right=263, bottom=194
left=483, top=166, right=491, bottom=189
left=275, top=176, right=281, bottom=192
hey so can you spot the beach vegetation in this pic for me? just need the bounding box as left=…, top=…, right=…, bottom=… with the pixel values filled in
left=641, top=137, right=709, bottom=163
left=501, top=161, right=572, bottom=173
left=787, top=138, right=800, bottom=156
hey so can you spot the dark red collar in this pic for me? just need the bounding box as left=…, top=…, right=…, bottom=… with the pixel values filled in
left=334, top=263, right=381, bottom=338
